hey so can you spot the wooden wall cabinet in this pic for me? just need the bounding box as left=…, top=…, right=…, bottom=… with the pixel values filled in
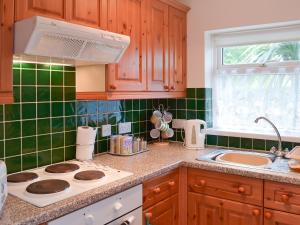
left=1, top=0, right=189, bottom=103
left=0, top=0, right=14, bottom=104
left=15, top=0, right=108, bottom=29
left=77, top=0, right=189, bottom=100
left=106, top=0, right=147, bottom=92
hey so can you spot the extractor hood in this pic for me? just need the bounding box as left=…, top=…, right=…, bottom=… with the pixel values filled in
left=14, top=16, right=130, bottom=64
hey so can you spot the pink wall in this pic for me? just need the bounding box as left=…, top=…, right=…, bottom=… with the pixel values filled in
left=180, top=0, right=300, bottom=87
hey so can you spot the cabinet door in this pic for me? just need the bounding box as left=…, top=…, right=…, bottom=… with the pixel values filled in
left=188, top=193, right=222, bottom=225
left=66, top=0, right=107, bottom=29
left=146, top=0, right=169, bottom=91
left=188, top=192, right=262, bottom=225
left=143, top=194, right=178, bottom=225
left=15, top=0, right=68, bottom=21
left=169, top=7, right=186, bottom=92
left=106, top=0, right=147, bottom=92
left=264, top=209, right=300, bottom=225
left=0, top=0, right=13, bottom=103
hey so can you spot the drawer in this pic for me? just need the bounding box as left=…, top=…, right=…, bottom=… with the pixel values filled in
left=188, top=168, right=263, bottom=206
left=265, top=181, right=300, bottom=214
left=143, top=169, right=179, bottom=209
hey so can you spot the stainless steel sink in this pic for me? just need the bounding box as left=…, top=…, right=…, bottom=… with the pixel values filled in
left=197, top=149, right=276, bottom=168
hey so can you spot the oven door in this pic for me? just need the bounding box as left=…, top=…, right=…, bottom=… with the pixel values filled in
left=107, top=207, right=142, bottom=225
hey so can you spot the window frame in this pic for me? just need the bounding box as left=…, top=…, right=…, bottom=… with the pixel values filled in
left=205, top=20, right=300, bottom=142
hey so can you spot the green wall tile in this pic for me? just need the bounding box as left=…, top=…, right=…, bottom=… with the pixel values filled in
left=22, top=153, right=37, bottom=170
left=22, top=120, right=36, bottom=137
left=5, top=121, right=21, bottom=139
left=241, top=138, right=253, bottom=150
left=38, top=150, right=51, bottom=167
left=5, top=104, right=21, bottom=121
left=64, top=72, right=75, bottom=86
left=51, top=71, right=63, bottom=85
left=37, top=118, right=51, bottom=134
left=37, top=70, right=50, bottom=85
left=6, top=156, right=21, bottom=173
left=13, top=69, right=21, bottom=85
left=37, top=103, right=50, bottom=118
left=52, top=148, right=64, bottom=163
left=65, top=131, right=76, bottom=146
left=52, top=117, right=64, bottom=132
left=22, top=103, right=36, bottom=119
left=218, top=136, right=229, bottom=147
left=22, top=86, right=36, bottom=102
left=229, top=137, right=241, bottom=148
left=22, top=136, right=37, bottom=154
left=37, top=87, right=50, bottom=101
left=187, top=88, right=196, bottom=98
left=51, top=102, right=64, bottom=117
left=253, top=139, right=266, bottom=150
left=0, top=141, right=4, bottom=158
left=51, top=87, right=63, bottom=101
left=52, top=133, right=64, bottom=149
left=37, top=135, right=51, bottom=151
left=22, top=69, right=36, bottom=85
left=5, top=139, right=21, bottom=157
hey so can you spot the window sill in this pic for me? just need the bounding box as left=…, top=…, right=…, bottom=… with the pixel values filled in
left=207, top=128, right=300, bottom=143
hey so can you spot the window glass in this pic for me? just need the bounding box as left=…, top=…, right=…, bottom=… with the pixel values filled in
left=222, top=41, right=300, bottom=65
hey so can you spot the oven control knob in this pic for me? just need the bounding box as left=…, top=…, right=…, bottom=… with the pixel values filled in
left=84, top=214, right=95, bottom=225
left=114, top=202, right=123, bottom=211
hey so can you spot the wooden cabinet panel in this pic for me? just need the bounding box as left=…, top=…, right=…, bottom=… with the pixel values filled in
left=143, top=169, right=179, bottom=209
left=146, top=0, right=169, bottom=91
left=143, top=194, right=178, bottom=225
left=15, top=0, right=67, bottom=21
left=106, top=0, right=147, bottom=92
left=188, top=168, right=263, bottom=206
left=188, top=192, right=222, bottom=225
left=168, top=6, right=186, bottom=92
left=66, top=0, right=107, bottom=29
left=0, top=0, right=13, bottom=103
left=188, top=192, right=262, bottom=225
left=264, top=209, right=300, bottom=225
left=265, top=181, right=300, bottom=215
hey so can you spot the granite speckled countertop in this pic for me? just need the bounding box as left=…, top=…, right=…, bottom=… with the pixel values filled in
left=2, top=143, right=300, bottom=225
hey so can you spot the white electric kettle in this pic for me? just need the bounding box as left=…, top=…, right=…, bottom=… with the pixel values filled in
left=183, top=120, right=207, bottom=149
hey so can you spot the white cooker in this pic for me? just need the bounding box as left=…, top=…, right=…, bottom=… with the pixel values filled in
left=0, top=161, right=7, bottom=217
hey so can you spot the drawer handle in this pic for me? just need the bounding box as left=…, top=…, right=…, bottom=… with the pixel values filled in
left=110, top=85, right=117, bottom=90
left=153, top=187, right=161, bottom=194
left=281, top=194, right=290, bottom=203
left=193, top=180, right=206, bottom=188
left=264, top=212, right=272, bottom=219
left=252, top=209, right=260, bottom=216
left=238, top=186, right=245, bottom=194
left=168, top=181, right=175, bottom=187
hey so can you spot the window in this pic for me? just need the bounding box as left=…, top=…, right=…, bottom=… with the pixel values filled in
left=207, top=22, right=300, bottom=136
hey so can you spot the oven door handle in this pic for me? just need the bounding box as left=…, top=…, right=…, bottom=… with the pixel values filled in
left=120, top=216, right=135, bottom=225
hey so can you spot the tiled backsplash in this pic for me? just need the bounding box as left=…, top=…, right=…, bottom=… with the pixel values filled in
left=0, top=63, right=297, bottom=173
left=1, top=63, right=154, bottom=173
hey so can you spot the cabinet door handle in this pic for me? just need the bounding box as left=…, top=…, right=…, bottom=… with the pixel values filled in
left=252, top=209, right=260, bottom=216
left=153, top=187, right=161, bottom=194
left=164, top=85, right=169, bottom=90
left=168, top=181, right=175, bottom=187
left=238, top=186, right=245, bottom=194
left=281, top=194, right=289, bottom=203
left=110, top=85, right=117, bottom=90
left=170, top=86, right=175, bottom=90
left=264, top=212, right=272, bottom=219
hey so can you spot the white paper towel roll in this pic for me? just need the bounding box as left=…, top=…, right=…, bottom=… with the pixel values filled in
left=76, top=145, right=94, bottom=161
left=76, top=126, right=97, bottom=145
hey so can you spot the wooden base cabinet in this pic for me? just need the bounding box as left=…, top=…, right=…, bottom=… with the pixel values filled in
left=188, top=192, right=262, bottom=225
left=264, top=209, right=300, bottom=225
left=143, top=194, right=179, bottom=225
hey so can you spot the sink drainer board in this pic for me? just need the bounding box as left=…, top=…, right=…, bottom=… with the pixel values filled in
left=197, top=149, right=277, bottom=168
